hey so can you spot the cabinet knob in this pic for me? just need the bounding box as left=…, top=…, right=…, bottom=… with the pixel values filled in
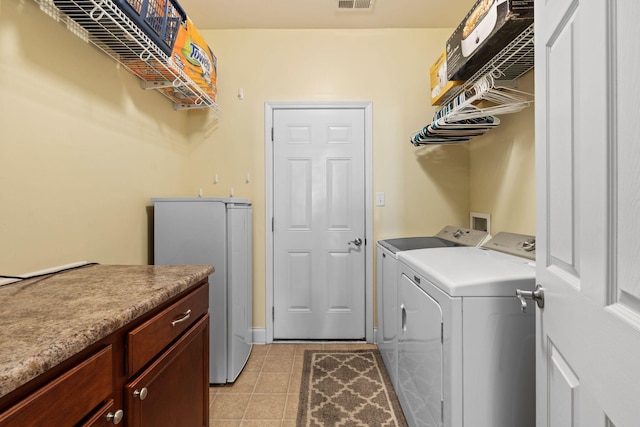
left=106, top=409, right=124, bottom=424
left=133, top=387, right=148, bottom=400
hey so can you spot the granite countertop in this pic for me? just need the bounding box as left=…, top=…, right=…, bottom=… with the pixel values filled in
left=0, top=264, right=213, bottom=399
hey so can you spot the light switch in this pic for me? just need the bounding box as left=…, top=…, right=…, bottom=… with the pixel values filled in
left=376, top=192, right=385, bottom=207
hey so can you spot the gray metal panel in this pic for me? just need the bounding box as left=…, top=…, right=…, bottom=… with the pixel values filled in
left=226, top=204, right=253, bottom=382
left=153, top=199, right=229, bottom=383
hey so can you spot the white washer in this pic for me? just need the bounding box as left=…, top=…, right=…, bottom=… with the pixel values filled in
left=396, top=232, right=536, bottom=427
left=376, top=226, right=489, bottom=389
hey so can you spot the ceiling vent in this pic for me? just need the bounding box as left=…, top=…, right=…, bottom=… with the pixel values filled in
left=337, top=0, right=374, bottom=10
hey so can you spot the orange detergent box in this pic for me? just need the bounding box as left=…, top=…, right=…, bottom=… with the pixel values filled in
left=430, top=50, right=464, bottom=106
left=161, top=17, right=218, bottom=104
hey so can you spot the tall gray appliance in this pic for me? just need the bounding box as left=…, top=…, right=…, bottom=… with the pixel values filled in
left=152, top=197, right=253, bottom=384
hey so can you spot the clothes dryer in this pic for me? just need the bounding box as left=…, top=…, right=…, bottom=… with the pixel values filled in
left=396, top=232, right=536, bottom=427
left=376, top=226, right=489, bottom=389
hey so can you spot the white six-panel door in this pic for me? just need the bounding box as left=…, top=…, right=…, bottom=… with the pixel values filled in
left=536, top=0, right=640, bottom=425
left=272, top=108, right=366, bottom=339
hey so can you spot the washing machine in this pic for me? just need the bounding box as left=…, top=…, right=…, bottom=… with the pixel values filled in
left=376, top=226, right=489, bottom=389
left=396, top=232, right=536, bottom=427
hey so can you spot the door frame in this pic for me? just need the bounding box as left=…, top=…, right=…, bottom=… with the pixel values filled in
left=264, top=101, right=374, bottom=344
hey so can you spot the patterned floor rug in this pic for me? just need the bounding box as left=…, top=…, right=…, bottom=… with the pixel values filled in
left=297, top=349, right=408, bottom=427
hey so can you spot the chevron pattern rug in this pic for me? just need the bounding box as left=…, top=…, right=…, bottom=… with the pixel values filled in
left=297, top=349, right=408, bottom=427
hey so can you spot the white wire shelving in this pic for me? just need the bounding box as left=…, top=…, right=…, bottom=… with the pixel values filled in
left=437, top=22, right=535, bottom=108
left=411, top=23, right=535, bottom=145
left=34, top=0, right=222, bottom=115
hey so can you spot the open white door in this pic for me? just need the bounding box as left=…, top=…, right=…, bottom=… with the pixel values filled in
left=536, top=0, right=640, bottom=425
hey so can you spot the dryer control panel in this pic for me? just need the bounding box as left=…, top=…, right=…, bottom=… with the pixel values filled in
left=435, top=225, right=490, bottom=246
left=482, top=232, right=536, bottom=260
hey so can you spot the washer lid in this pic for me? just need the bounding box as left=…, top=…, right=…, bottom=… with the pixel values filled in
left=398, top=246, right=536, bottom=297
left=378, top=237, right=459, bottom=254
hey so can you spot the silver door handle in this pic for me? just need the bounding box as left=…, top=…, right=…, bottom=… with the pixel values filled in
left=515, top=284, right=544, bottom=312
left=348, top=238, right=363, bottom=247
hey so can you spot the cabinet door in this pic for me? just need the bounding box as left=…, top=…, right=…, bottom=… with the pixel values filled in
left=125, top=315, right=209, bottom=427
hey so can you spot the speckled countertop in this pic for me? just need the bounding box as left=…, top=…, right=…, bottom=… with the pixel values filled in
left=0, top=264, right=213, bottom=399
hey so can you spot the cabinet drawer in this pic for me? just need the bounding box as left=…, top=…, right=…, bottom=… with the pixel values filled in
left=127, top=283, right=208, bottom=376
left=0, top=346, right=113, bottom=427
left=80, top=399, right=121, bottom=427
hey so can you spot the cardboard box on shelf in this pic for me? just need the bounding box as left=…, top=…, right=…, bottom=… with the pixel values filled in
left=430, top=51, right=464, bottom=106
left=446, top=0, right=533, bottom=81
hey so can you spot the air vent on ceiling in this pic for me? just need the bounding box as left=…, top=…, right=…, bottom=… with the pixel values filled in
left=337, top=0, right=374, bottom=10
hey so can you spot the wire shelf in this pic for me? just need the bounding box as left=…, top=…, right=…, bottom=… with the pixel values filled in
left=437, top=23, right=535, bottom=107
left=34, top=0, right=222, bottom=114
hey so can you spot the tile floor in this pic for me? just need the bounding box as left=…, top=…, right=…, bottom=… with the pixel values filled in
left=209, top=342, right=378, bottom=426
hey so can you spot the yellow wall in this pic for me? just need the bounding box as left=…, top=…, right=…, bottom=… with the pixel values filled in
left=191, top=29, right=471, bottom=329
left=469, top=71, right=536, bottom=235
left=1, top=2, right=536, bottom=331
left=0, top=1, right=191, bottom=274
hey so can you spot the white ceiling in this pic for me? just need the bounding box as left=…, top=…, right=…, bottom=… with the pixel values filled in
left=178, top=0, right=475, bottom=30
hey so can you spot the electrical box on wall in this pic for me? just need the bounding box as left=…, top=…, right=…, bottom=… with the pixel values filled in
left=470, top=211, right=491, bottom=235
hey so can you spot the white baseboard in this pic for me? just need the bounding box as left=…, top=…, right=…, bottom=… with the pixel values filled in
left=252, top=328, right=267, bottom=344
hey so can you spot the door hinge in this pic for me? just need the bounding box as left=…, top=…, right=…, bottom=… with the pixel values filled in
left=271, top=127, right=274, bottom=141
left=441, top=322, right=444, bottom=343
left=272, top=217, right=274, bottom=232
left=272, top=306, right=275, bottom=321
left=441, top=400, right=444, bottom=424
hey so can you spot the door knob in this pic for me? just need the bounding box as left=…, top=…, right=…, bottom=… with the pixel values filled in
left=348, top=238, right=363, bottom=247
left=515, top=284, right=544, bottom=312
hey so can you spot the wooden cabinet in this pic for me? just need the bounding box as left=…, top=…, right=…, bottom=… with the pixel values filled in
left=0, top=280, right=209, bottom=427
left=125, top=315, right=209, bottom=427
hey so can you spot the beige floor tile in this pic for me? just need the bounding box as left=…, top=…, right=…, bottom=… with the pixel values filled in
left=322, top=343, right=369, bottom=350
left=243, top=355, right=265, bottom=372
left=250, top=344, right=270, bottom=356
left=262, top=356, right=294, bottom=373
left=281, top=420, right=298, bottom=427
left=292, top=355, right=305, bottom=371
left=287, top=370, right=302, bottom=394
left=283, top=393, right=299, bottom=420
left=244, top=393, right=287, bottom=419
left=209, top=420, right=241, bottom=427
left=240, top=420, right=283, bottom=427
left=254, top=372, right=291, bottom=393
left=293, top=343, right=324, bottom=356
left=210, top=393, right=251, bottom=419
left=266, top=344, right=297, bottom=357
left=216, top=370, right=259, bottom=394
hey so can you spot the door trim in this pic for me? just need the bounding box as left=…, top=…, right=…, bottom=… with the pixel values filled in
left=264, top=101, right=374, bottom=343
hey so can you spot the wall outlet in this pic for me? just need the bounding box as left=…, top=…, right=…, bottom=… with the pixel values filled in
left=376, top=192, right=385, bottom=207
